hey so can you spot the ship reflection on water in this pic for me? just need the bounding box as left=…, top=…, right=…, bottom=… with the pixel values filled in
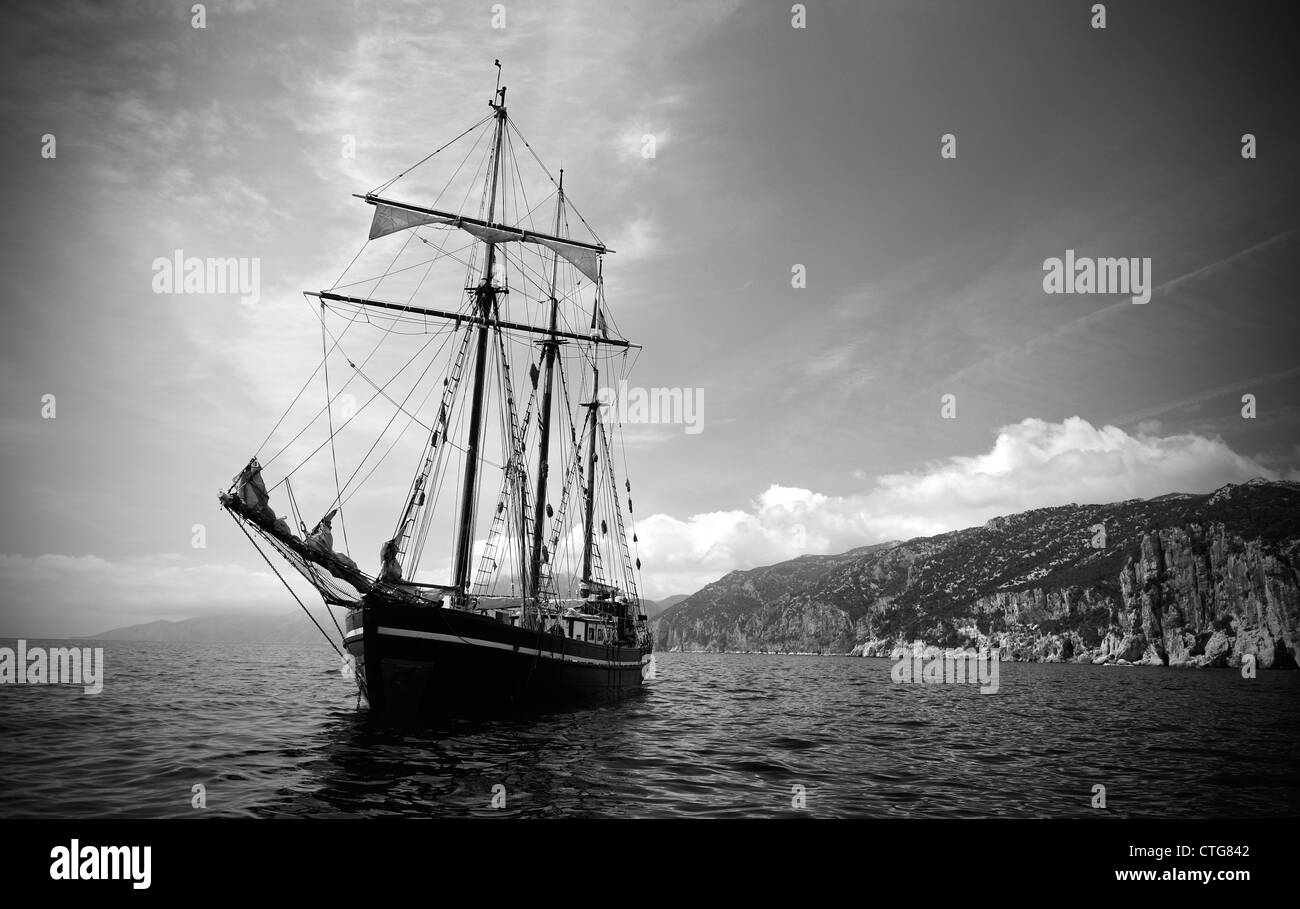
left=262, top=687, right=658, bottom=819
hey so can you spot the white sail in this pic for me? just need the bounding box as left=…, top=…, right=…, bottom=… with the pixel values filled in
left=367, top=201, right=604, bottom=283
left=368, top=203, right=451, bottom=239
left=535, top=237, right=601, bottom=286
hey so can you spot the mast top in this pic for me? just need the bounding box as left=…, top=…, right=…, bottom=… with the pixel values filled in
left=491, top=61, right=507, bottom=114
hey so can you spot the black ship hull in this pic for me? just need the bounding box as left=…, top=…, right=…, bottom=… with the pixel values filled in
left=343, top=601, right=652, bottom=714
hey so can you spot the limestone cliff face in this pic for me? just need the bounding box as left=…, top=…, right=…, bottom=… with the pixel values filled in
left=1112, top=525, right=1300, bottom=668
left=653, top=481, right=1300, bottom=668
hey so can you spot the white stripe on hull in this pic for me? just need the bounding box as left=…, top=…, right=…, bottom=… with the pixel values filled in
left=345, top=625, right=646, bottom=669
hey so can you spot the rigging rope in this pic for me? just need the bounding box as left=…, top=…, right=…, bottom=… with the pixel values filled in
left=260, top=294, right=405, bottom=473
left=507, top=119, right=604, bottom=247
left=285, top=478, right=348, bottom=640
left=269, top=329, right=443, bottom=492
left=228, top=512, right=343, bottom=658
left=369, top=113, right=495, bottom=196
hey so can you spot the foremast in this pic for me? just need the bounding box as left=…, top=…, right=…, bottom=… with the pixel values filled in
left=452, top=84, right=509, bottom=599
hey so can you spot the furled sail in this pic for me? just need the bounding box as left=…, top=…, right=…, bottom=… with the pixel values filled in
left=366, top=199, right=605, bottom=283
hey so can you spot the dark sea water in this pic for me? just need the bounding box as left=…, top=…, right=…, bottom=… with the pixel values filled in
left=1, top=640, right=1297, bottom=818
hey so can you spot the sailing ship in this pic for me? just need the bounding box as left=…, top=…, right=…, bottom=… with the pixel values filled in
left=220, top=65, right=653, bottom=713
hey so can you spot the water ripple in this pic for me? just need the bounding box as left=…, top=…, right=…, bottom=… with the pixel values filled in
left=1, top=643, right=1296, bottom=818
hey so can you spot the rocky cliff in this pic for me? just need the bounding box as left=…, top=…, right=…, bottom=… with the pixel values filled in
left=653, top=480, right=1300, bottom=668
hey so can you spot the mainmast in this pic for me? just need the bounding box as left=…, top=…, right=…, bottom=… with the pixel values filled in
left=452, top=82, right=508, bottom=596
left=528, top=170, right=566, bottom=601
left=581, top=365, right=600, bottom=584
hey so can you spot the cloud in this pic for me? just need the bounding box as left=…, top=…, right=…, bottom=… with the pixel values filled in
left=634, top=416, right=1285, bottom=596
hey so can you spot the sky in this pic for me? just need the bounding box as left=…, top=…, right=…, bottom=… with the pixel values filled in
left=1, top=0, right=1297, bottom=635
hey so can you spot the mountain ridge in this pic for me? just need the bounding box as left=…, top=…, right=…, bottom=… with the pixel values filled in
left=88, top=611, right=337, bottom=644
left=654, top=479, right=1300, bottom=668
